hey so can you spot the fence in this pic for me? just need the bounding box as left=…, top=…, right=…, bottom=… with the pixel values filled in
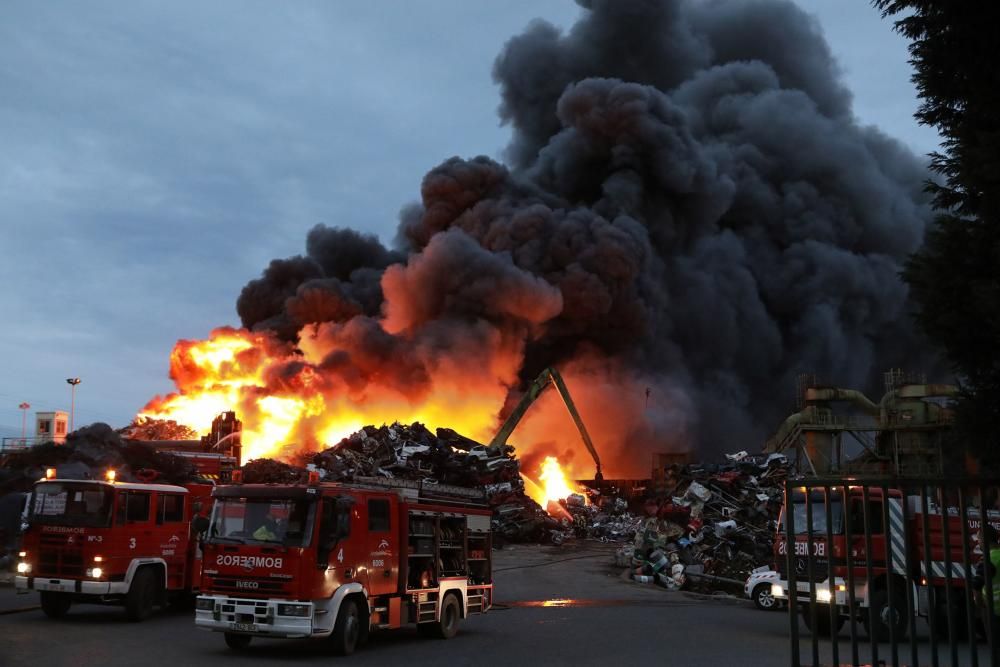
left=783, top=476, right=1000, bottom=667
left=0, top=436, right=58, bottom=452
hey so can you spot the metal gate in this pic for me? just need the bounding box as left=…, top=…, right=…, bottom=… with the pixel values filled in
left=784, top=477, right=1000, bottom=666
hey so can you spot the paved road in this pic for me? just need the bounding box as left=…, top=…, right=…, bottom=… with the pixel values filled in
left=0, top=544, right=992, bottom=666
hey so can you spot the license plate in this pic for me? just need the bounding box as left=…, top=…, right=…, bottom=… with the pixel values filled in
left=46, top=584, right=70, bottom=592
left=231, top=622, right=257, bottom=632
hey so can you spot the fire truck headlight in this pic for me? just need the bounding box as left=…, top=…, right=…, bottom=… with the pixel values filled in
left=277, top=603, right=311, bottom=617
left=16, top=561, right=31, bottom=574
left=195, top=598, right=215, bottom=611
left=816, top=589, right=832, bottom=603
left=771, top=583, right=784, bottom=598
left=86, top=567, right=103, bottom=578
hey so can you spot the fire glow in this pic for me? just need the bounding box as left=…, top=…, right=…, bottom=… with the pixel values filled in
left=523, top=456, right=586, bottom=510
left=139, top=328, right=598, bottom=515
left=139, top=327, right=517, bottom=461
left=137, top=323, right=662, bottom=483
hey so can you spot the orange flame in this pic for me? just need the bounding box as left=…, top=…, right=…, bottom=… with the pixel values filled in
left=523, top=456, right=585, bottom=510
left=138, top=326, right=518, bottom=460
left=138, top=312, right=684, bottom=472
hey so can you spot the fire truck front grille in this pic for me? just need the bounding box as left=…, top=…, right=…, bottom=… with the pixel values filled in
left=36, top=548, right=85, bottom=578
left=207, top=575, right=291, bottom=598
left=776, top=557, right=829, bottom=583
left=217, top=600, right=272, bottom=625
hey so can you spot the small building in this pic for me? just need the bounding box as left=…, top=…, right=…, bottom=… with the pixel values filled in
left=35, top=411, right=69, bottom=444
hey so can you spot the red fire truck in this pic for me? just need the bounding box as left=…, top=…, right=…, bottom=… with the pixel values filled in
left=772, top=486, right=1000, bottom=639
left=15, top=468, right=213, bottom=621
left=195, top=474, right=493, bottom=655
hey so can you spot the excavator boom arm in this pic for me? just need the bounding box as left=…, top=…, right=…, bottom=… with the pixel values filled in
left=487, top=375, right=547, bottom=451
left=487, top=367, right=602, bottom=480
left=549, top=370, right=602, bottom=479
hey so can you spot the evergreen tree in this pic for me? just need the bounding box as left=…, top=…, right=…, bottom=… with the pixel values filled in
left=874, top=1, right=1000, bottom=465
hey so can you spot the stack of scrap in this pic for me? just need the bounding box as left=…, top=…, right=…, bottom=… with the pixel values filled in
left=0, top=423, right=200, bottom=494
left=621, top=452, right=789, bottom=591
left=305, top=422, right=564, bottom=544
left=241, top=457, right=303, bottom=484
left=546, top=494, right=643, bottom=545
left=307, top=422, right=521, bottom=488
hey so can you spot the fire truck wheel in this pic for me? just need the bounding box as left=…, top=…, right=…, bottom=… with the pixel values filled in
left=39, top=592, right=71, bottom=619
left=800, top=604, right=845, bottom=637
left=864, top=588, right=908, bottom=642
left=422, top=594, right=460, bottom=639
left=752, top=584, right=779, bottom=611
left=224, top=633, right=252, bottom=651
left=125, top=567, right=160, bottom=622
left=330, top=598, right=361, bottom=656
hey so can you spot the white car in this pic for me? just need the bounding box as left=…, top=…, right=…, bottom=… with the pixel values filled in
left=745, top=567, right=784, bottom=611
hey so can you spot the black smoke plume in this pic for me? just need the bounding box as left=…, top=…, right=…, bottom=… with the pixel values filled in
left=234, top=0, right=938, bottom=464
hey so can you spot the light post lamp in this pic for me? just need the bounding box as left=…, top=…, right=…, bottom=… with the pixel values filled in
left=19, top=402, right=30, bottom=443
left=66, top=378, right=81, bottom=433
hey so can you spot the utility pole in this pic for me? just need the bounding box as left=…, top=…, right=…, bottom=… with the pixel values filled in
left=66, top=378, right=81, bottom=433
left=19, top=402, right=30, bottom=442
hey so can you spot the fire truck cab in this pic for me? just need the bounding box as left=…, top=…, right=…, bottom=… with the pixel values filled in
left=195, top=475, right=493, bottom=655
left=15, top=469, right=213, bottom=621
left=772, top=486, right=1000, bottom=640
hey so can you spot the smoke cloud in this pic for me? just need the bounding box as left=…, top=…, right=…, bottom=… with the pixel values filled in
left=160, top=0, right=937, bottom=475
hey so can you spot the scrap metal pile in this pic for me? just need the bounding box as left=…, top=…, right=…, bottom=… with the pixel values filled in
left=281, top=422, right=634, bottom=544
left=0, top=423, right=199, bottom=494
left=615, top=451, right=789, bottom=592
left=543, top=494, right=644, bottom=546
left=241, top=422, right=561, bottom=544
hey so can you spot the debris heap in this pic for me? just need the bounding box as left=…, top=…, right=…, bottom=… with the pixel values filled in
left=298, top=422, right=651, bottom=545
left=236, top=423, right=564, bottom=543
left=616, top=452, right=789, bottom=592
left=0, top=423, right=199, bottom=494
left=543, top=494, right=643, bottom=546
left=301, top=422, right=568, bottom=544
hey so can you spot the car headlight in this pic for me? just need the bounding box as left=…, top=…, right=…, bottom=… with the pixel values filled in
left=86, top=567, right=103, bottom=578
left=771, top=583, right=784, bottom=597
left=277, top=603, right=311, bottom=617
left=816, top=588, right=832, bottom=603
left=16, top=561, right=31, bottom=574
left=196, top=597, right=216, bottom=611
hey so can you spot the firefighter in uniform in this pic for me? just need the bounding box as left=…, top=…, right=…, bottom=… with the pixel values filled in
left=253, top=508, right=284, bottom=541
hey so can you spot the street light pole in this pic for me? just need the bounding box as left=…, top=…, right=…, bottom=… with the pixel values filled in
left=19, top=402, right=30, bottom=442
left=66, top=378, right=81, bottom=433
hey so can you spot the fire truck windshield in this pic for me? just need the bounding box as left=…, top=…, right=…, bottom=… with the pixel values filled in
left=779, top=499, right=844, bottom=535
left=207, top=497, right=315, bottom=547
left=29, top=482, right=114, bottom=528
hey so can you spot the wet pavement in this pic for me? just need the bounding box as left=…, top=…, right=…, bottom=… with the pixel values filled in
left=1, top=543, right=992, bottom=666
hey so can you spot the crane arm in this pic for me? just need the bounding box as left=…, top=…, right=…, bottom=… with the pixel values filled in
left=487, top=372, right=550, bottom=453
left=548, top=369, right=602, bottom=481
left=487, top=367, right=603, bottom=481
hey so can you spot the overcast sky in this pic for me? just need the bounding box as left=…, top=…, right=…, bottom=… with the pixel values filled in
left=0, top=0, right=938, bottom=435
